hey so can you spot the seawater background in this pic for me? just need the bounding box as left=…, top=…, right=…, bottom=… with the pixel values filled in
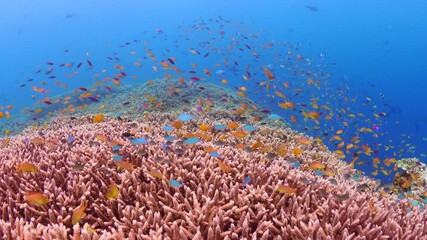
left=0, top=0, right=426, bottom=183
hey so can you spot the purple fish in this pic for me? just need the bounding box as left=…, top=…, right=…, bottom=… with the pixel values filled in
left=87, top=96, right=99, bottom=102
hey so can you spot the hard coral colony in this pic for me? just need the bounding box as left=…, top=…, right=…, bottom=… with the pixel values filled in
left=0, top=109, right=426, bottom=239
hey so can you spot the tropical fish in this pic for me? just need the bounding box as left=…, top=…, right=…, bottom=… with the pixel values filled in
left=93, top=114, right=104, bottom=123
left=169, top=179, right=184, bottom=188
left=184, top=138, right=199, bottom=145
left=276, top=185, right=296, bottom=195
left=308, top=161, right=326, bottom=170
left=216, top=160, right=231, bottom=172
left=115, top=160, right=135, bottom=170
left=15, top=162, right=37, bottom=172
left=242, top=176, right=251, bottom=186
left=25, top=192, right=49, bottom=205
left=72, top=200, right=88, bottom=225
left=105, top=180, right=119, bottom=199
left=130, top=137, right=149, bottom=145
left=149, top=170, right=166, bottom=180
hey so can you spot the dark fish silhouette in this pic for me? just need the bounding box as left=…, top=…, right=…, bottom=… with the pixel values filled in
left=305, top=5, right=318, bottom=12
left=65, top=13, right=78, bottom=19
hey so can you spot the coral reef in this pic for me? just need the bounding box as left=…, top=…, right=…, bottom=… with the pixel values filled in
left=6, top=79, right=287, bottom=136
left=0, top=110, right=426, bottom=239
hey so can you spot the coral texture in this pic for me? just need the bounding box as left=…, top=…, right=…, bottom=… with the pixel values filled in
left=0, top=112, right=426, bottom=239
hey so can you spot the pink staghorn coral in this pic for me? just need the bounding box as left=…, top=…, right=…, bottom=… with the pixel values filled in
left=0, top=112, right=426, bottom=239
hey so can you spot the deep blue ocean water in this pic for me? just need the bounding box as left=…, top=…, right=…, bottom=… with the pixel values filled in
left=1, top=0, right=426, bottom=184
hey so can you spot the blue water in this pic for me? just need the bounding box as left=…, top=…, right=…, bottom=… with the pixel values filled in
left=1, top=0, right=427, bottom=184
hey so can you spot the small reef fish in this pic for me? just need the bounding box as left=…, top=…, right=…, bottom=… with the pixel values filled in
left=276, top=185, right=297, bottom=195
left=25, top=192, right=49, bottom=205
left=93, top=114, right=104, bottom=123
left=15, top=162, right=37, bottom=172
left=115, top=160, right=135, bottom=171
left=149, top=170, right=166, bottom=180
left=169, top=179, right=184, bottom=188
left=105, top=180, right=119, bottom=199
left=72, top=200, right=88, bottom=225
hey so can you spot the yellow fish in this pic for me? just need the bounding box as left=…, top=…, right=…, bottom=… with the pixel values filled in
left=105, top=180, right=119, bottom=199
left=72, top=200, right=88, bottom=225
left=276, top=185, right=296, bottom=195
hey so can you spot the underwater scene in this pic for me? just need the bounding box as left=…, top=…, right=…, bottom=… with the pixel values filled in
left=0, top=1, right=426, bottom=239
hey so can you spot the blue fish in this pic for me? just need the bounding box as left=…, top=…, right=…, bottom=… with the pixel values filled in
left=210, top=151, right=221, bottom=157
left=67, top=136, right=75, bottom=142
left=242, top=176, right=251, bottom=186
left=113, top=155, right=123, bottom=161
left=268, top=114, right=282, bottom=120
left=163, top=125, right=174, bottom=131
left=164, top=135, right=176, bottom=141
left=131, top=137, right=149, bottom=145
left=292, top=161, right=301, bottom=168
left=184, top=137, right=199, bottom=145
left=214, top=124, right=227, bottom=130
left=242, top=125, right=256, bottom=132
left=314, top=170, right=324, bottom=176
left=169, top=179, right=184, bottom=188
left=112, top=145, right=121, bottom=151
left=177, top=113, right=194, bottom=122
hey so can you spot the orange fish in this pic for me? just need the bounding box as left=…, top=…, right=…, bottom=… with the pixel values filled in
left=264, top=68, right=274, bottom=80
left=199, top=124, right=210, bottom=131
left=297, top=137, right=312, bottom=145
left=149, top=170, right=166, bottom=180
left=276, top=185, right=296, bottom=195
left=203, top=146, right=217, bottom=153
left=72, top=200, right=88, bottom=225
left=25, top=192, right=49, bottom=205
left=278, top=102, right=295, bottom=110
left=235, top=108, right=246, bottom=115
left=251, top=142, right=263, bottom=150
left=308, top=161, right=326, bottom=171
left=96, top=135, right=109, bottom=142
left=293, top=148, right=302, bottom=155
left=232, top=131, right=248, bottom=138
left=217, top=160, right=232, bottom=172
left=15, top=162, right=37, bottom=173
left=235, top=143, right=246, bottom=149
left=115, top=161, right=135, bottom=171
left=323, top=169, right=336, bottom=177
left=227, top=122, right=239, bottom=130
left=171, top=120, right=183, bottom=129
left=93, top=114, right=104, bottom=123
left=291, top=115, right=298, bottom=123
